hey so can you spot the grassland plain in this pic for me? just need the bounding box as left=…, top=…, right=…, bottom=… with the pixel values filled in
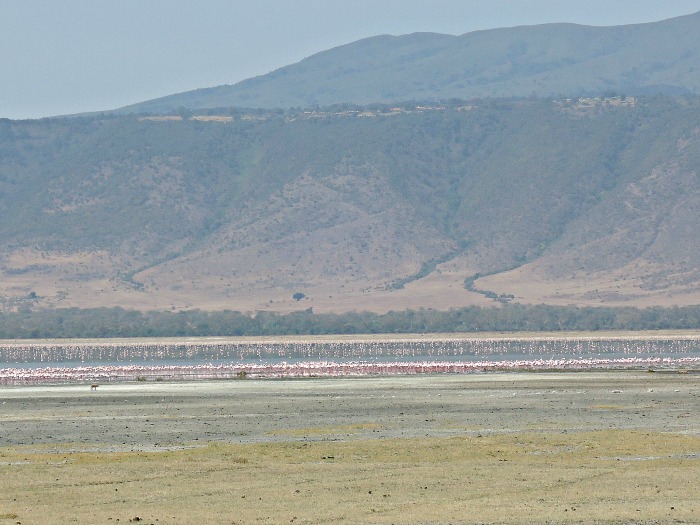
left=1, top=372, right=699, bottom=524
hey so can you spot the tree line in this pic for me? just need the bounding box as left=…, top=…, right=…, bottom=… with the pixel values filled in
left=1, top=305, right=699, bottom=339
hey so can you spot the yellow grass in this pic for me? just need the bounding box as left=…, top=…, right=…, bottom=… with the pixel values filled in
left=2, top=430, right=699, bottom=524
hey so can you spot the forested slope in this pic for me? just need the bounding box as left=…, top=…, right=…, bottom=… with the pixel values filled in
left=1, top=96, right=699, bottom=312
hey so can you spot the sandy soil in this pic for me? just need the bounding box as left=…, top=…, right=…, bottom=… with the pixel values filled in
left=1, top=372, right=698, bottom=449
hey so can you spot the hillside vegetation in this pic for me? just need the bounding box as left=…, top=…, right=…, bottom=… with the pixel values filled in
left=1, top=96, right=699, bottom=313
left=115, top=12, right=700, bottom=114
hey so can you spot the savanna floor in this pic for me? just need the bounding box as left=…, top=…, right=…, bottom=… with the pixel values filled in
left=1, top=372, right=699, bottom=524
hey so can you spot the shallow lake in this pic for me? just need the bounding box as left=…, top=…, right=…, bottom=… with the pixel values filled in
left=2, top=335, right=700, bottom=383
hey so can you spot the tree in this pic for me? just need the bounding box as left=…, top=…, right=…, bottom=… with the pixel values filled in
left=292, top=292, right=305, bottom=301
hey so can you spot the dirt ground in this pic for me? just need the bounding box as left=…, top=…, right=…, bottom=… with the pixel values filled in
left=2, top=372, right=700, bottom=448
left=1, top=372, right=699, bottom=524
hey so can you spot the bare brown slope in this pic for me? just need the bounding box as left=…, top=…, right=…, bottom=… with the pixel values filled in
left=0, top=165, right=490, bottom=313
left=480, top=126, right=700, bottom=306
left=134, top=168, right=490, bottom=312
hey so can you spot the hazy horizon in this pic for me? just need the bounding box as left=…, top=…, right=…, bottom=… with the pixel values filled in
left=2, top=0, right=699, bottom=120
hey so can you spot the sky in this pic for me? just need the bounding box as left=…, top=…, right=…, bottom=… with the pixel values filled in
left=2, top=0, right=699, bottom=120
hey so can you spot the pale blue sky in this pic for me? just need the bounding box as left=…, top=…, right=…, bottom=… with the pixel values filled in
left=2, top=0, right=699, bottom=119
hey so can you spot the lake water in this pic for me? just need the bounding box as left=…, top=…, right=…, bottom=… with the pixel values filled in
left=1, top=335, right=700, bottom=383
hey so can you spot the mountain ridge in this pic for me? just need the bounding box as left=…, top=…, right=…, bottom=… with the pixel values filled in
left=114, top=12, right=700, bottom=115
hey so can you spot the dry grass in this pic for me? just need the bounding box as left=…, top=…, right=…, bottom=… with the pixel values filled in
left=4, top=239, right=700, bottom=312
left=479, top=263, right=700, bottom=308
left=1, top=373, right=699, bottom=523
left=2, top=430, right=699, bottom=524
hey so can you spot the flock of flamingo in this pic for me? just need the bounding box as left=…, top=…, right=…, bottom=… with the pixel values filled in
left=1, top=336, right=699, bottom=384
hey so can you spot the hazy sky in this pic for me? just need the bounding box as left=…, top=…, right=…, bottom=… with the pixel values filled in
left=2, top=0, right=699, bottom=119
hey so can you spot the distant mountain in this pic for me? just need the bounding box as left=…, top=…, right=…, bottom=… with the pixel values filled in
left=116, top=12, right=700, bottom=115
left=2, top=97, right=700, bottom=313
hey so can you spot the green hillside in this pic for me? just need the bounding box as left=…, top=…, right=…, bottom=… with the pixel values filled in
left=2, top=96, right=700, bottom=312
left=115, top=12, right=700, bottom=115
